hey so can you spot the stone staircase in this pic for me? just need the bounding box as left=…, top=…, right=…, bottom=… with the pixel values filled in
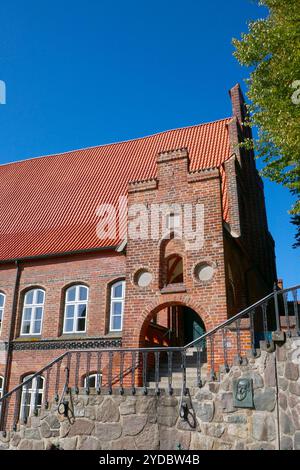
left=147, top=347, right=207, bottom=388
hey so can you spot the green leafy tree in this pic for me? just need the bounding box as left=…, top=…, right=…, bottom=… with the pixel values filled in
left=291, top=214, right=300, bottom=248
left=233, top=0, right=300, bottom=247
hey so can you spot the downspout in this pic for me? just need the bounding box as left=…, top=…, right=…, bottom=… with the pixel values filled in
left=0, top=260, right=21, bottom=432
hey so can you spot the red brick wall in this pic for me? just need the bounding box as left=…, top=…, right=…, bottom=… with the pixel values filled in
left=225, top=84, right=277, bottom=298
left=0, top=250, right=126, bottom=389
left=123, top=148, right=229, bottom=370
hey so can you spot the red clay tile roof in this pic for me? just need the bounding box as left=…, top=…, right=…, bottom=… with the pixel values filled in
left=0, top=118, right=232, bottom=262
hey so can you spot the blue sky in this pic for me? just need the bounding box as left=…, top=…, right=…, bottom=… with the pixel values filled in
left=0, top=0, right=298, bottom=287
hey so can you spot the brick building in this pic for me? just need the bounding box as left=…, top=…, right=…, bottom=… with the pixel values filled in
left=0, top=84, right=277, bottom=421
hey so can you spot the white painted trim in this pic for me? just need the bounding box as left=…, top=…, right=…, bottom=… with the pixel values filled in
left=63, top=285, right=89, bottom=334
left=109, top=280, right=125, bottom=332
left=20, top=289, right=45, bottom=336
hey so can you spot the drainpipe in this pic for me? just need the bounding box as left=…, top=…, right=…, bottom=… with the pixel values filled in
left=0, top=260, right=21, bottom=432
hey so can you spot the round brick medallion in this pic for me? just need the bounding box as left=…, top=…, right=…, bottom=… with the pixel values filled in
left=195, top=263, right=214, bottom=282
left=134, top=269, right=153, bottom=287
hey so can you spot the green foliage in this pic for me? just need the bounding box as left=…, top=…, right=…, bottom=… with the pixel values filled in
left=233, top=0, right=300, bottom=244
left=291, top=214, right=300, bottom=248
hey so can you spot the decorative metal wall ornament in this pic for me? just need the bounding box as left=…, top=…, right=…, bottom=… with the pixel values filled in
left=233, top=378, right=253, bottom=408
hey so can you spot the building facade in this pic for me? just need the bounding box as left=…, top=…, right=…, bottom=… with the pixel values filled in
left=0, top=85, right=277, bottom=420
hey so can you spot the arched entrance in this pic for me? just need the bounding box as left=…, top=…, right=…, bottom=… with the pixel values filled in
left=141, top=303, right=206, bottom=349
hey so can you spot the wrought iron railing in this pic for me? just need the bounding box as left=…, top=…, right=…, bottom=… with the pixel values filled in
left=0, top=283, right=299, bottom=434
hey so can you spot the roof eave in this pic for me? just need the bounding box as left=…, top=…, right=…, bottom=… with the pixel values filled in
left=0, top=244, right=121, bottom=265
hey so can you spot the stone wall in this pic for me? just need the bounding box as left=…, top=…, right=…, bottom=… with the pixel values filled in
left=1, top=337, right=300, bottom=451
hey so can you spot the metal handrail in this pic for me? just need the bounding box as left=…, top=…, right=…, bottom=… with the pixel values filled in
left=0, top=352, right=68, bottom=404
left=0, top=347, right=184, bottom=404
left=101, top=353, right=141, bottom=389
left=0, top=283, right=299, bottom=432
left=1, top=283, right=299, bottom=404
left=184, top=284, right=299, bottom=349
left=185, top=283, right=300, bottom=350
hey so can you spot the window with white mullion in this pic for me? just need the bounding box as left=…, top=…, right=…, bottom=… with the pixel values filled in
left=84, top=373, right=102, bottom=389
left=21, top=289, right=45, bottom=336
left=63, top=285, right=88, bottom=334
left=20, top=375, right=44, bottom=421
left=0, top=293, right=5, bottom=335
left=109, top=281, right=125, bottom=332
left=0, top=375, right=3, bottom=399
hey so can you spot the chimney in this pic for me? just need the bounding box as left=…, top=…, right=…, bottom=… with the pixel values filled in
left=229, top=83, right=247, bottom=125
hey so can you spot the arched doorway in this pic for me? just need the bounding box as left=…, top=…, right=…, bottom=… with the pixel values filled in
left=142, top=303, right=206, bottom=349
left=135, top=303, right=207, bottom=389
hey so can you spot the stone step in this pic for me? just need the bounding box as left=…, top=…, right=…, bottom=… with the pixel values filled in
left=148, top=371, right=199, bottom=381
left=148, top=363, right=207, bottom=373
left=147, top=376, right=202, bottom=388
left=155, top=356, right=206, bottom=369
left=148, top=364, right=207, bottom=388
left=159, top=347, right=205, bottom=356
left=159, top=352, right=205, bottom=362
left=152, top=362, right=205, bottom=370
left=146, top=352, right=207, bottom=389
left=185, top=347, right=203, bottom=356
left=150, top=362, right=207, bottom=371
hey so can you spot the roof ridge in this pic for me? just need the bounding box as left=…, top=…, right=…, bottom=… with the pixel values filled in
left=0, top=116, right=232, bottom=169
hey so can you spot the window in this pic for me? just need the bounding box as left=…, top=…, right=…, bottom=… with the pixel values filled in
left=84, top=373, right=102, bottom=390
left=166, top=254, right=183, bottom=284
left=0, top=293, right=5, bottom=334
left=159, top=236, right=185, bottom=288
left=63, top=285, right=88, bottom=334
left=21, top=289, right=45, bottom=336
left=109, top=280, right=125, bottom=332
left=20, top=374, right=44, bottom=422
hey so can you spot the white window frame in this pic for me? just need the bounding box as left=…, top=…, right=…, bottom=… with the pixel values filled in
left=0, top=292, right=5, bottom=335
left=20, top=374, right=45, bottom=421
left=63, top=285, right=89, bottom=334
left=21, top=289, right=45, bottom=336
left=109, top=280, right=125, bottom=332
left=0, top=375, right=3, bottom=399
left=84, top=373, right=102, bottom=389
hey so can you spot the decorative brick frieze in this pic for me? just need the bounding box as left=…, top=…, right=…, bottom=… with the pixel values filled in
left=187, top=167, right=219, bottom=184
left=128, top=179, right=158, bottom=194
left=11, top=338, right=122, bottom=351
left=157, top=147, right=189, bottom=164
